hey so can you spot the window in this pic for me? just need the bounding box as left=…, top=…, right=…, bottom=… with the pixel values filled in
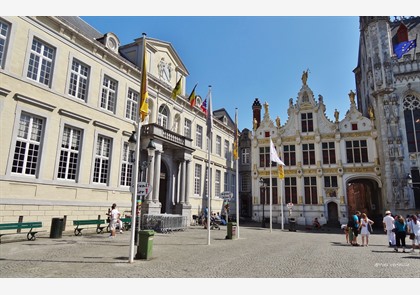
left=224, top=140, right=229, bottom=159
left=11, top=113, right=44, bottom=176
left=206, top=136, right=212, bottom=153
left=346, top=140, right=368, bottom=163
left=204, top=167, right=212, bottom=198
left=259, top=146, right=270, bottom=167
left=57, top=126, right=82, bottom=181
left=322, top=142, right=336, bottom=164
left=324, top=176, right=338, bottom=188
left=93, top=135, right=112, bottom=184
left=403, top=94, right=420, bottom=153
left=125, top=88, right=139, bottom=121
left=301, top=113, right=313, bottom=132
left=216, top=135, right=221, bottom=156
left=304, top=176, right=318, bottom=204
left=100, top=75, right=118, bottom=113
left=120, top=142, right=133, bottom=187
left=184, top=119, right=192, bottom=138
left=158, top=105, right=168, bottom=129
left=215, top=170, right=221, bottom=197
left=0, top=19, right=10, bottom=69
left=194, top=164, right=202, bottom=195
left=241, top=174, right=251, bottom=192
left=285, top=177, right=297, bottom=204
left=231, top=174, right=236, bottom=196
left=260, top=178, right=277, bottom=204
left=68, top=58, right=90, bottom=101
left=283, top=145, right=296, bottom=166
left=302, top=143, right=315, bottom=165
left=196, top=125, right=203, bottom=149
left=242, top=147, right=250, bottom=164
left=27, top=38, right=55, bottom=86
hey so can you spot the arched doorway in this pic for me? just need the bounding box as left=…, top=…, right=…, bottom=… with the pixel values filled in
left=347, top=179, right=381, bottom=228
left=327, top=202, right=339, bottom=226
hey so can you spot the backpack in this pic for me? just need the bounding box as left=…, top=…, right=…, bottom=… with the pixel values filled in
left=347, top=217, right=355, bottom=228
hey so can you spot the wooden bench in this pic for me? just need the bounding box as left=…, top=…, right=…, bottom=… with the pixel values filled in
left=106, top=217, right=132, bottom=232
left=73, top=219, right=106, bottom=236
left=0, top=222, right=43, bottom=243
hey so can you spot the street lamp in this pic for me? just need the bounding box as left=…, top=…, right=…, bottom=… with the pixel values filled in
left=259, top=177, right=267, bottom=228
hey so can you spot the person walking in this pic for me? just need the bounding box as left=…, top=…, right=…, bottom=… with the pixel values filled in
left=109, top=203, right=121, bottom=238
left=407, top=214, right=420, bottom=254
left=360, top=213, right=374, bottom=247
left=394, top=215, right=407, bottom=252
left=383, top=210, right=396, bottom=247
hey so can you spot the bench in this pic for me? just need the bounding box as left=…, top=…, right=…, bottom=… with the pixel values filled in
left=0, top=222, right=43, bottom=243
left=105, top=217, right=132, bottom=232
left=73, top=219, right=106, bottom=236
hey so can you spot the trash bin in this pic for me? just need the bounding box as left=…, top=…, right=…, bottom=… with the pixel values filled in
left=226, top=222, right=237, bottom=240
left=135, top=230, right=154, bottom=260
left=288, top=218, right=296, bottom=232
left=50, top=217, right=63, bottom=238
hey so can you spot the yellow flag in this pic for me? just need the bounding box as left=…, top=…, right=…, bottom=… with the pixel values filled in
left=171, top=77, right=182, bottom=100
left=278, top=165, right=284, bottom=179
left=139, top=41, right=148, bottom=122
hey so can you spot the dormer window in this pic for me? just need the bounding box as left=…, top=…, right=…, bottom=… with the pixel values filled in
left=223, top=116, right=227, bottom=124
left=98, top=33, right=120, bottom=54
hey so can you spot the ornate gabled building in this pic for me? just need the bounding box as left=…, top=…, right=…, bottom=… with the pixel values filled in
left=0, top=16, right=236, bottom=230
left=251, top=72, right=381, bottom=226
left=354, top=16, right=420, bottom=214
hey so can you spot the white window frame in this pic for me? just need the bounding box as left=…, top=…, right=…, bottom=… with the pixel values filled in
left=216, top=135, right=221, bottom=156
left=0, top=18, right=10, bottom=69
left=93, top=135, right=112, bottom=184
left=120, top=142, right=133, bottom=187
left=26, top=37, right=55, bottom=87
left=194, top=163, right=202, bottom=195
left=68, top=58, right=90, bottom=101
left=126, top=88, right=139, bottom=121
left=100, top=75, right=118, bottom=113
left=196, top=125, right=203, bottom=149
left=57, top=125, right=82, bottom=181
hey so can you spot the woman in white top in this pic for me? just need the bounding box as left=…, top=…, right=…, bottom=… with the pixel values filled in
left=360, top=213, right=374, bottom=247
left=408, top=215, right=420, bottom=254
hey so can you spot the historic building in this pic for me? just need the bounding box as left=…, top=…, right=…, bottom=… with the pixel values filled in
left=0, top=16, right=236, bottom=230
left=354, top=16, right=420, bottom=215
left=250, top=72, right=381, bottom=227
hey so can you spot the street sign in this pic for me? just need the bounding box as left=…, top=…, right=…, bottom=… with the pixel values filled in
left=137, top=182, right=149, bottom=197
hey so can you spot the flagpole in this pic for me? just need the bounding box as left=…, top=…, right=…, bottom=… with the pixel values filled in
left=269, top=145, right=273, bottom=233
left=280, top=177, right=284, bottom=230
left=129, top=33, right=147, bottom=263
left=235, top=108, right=240, bottom=238
left=206, top=86, right=212, bottom=245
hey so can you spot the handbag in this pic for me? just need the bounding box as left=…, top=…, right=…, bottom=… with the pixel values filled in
left=409, top=233, right=415, bottom=240
left=391, top=228, right=396, bottom=233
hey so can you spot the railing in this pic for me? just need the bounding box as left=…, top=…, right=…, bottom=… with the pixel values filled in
left=141, top=214, right=188, bottom=233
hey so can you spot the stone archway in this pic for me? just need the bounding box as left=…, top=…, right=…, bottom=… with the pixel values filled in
left=347, top=179, right=382, bottom=228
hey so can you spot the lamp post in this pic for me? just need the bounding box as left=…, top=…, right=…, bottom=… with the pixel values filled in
left=128, top=130, right=157, bottom=261
left=259, top=177, right=267, bottom=228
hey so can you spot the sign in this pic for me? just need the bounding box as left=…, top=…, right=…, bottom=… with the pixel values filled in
left=137, top=182, right=149, bottom=197
left=220, top=191, right=233, bottom=200
left=286, top=203, right=294, bottom=210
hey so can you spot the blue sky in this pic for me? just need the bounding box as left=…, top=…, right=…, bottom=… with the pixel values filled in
left=80, top=15, right=360, bottom=131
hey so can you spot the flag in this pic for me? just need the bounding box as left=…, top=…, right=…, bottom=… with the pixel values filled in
left=233, top=109, right=238, bottom=160
left=270, top=138, right=285, bottom=165
left=139, top=39, right=148, bottom=122
left=201, top=98, right=207, bottom=115
left=188, top=84, right=197, bottom=108
left=206, top=89, right=213, bottom=138
left=278, top=165, right=284, bottom=179
left=171, top=77, right=182, bottom=100
left=393, top=39, right=417, bottom=59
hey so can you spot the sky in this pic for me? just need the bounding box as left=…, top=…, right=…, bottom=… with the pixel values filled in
left=80, top=15, right=359, bottom=131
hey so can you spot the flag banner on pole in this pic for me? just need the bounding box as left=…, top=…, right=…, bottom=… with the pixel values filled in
left=270, top=138, right=285, bottom=165
left=278, top=165, right=284, bottom=179
left=189, top=84, right=197, bottom=108
left=139, top=40, right=149, bottom=122
left=233, top=109, right=238, bottom=160
left=200, top=98, right=207, bottom=115
left=393, top=39, right=417, bottom=59
left=171, top=77, right=182, bottom=100
left=206, top=88, right=213, bottom=138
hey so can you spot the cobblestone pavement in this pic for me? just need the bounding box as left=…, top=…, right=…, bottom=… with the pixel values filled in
left=1, top=223, right=419, bottom=281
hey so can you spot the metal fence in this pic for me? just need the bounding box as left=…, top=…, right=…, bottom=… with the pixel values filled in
left=140, top=214, right=188, bottom=233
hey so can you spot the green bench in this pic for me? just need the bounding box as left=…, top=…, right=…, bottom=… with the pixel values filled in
left=0, top=221, right=43, bottom=243
left=106, top=217, right=132, bottom=232
left=73, top=219, right=106, bottom=236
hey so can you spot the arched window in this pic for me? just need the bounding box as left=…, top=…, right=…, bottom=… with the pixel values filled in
left=158, top=105, right=168, bottom=129
left=403, top=94, right=420, bottom=153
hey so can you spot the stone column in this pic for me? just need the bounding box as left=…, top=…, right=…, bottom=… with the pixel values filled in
left=147, top=150, right=155, bottom=203
left=180, top=160, right=186, bottom=204
left=185, top=160, right=191, bottom=205
left=152, top=150, right=162, bottom=203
